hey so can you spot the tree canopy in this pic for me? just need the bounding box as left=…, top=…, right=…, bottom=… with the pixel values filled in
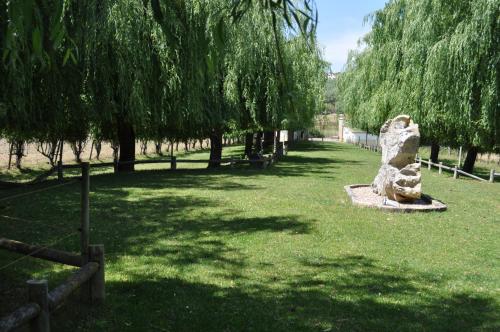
left=0, top=0, right=326, bottom=168
left=336, top=0, right=499, bottom=154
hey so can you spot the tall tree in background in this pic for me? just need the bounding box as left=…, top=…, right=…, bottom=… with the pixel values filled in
left=337, top=0, right=499, bottom=173
left=0, top=0, right=325, bottom=170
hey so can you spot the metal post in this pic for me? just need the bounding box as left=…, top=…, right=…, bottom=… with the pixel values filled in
left=57, top=161, right=63, bottom=181
left=453, top=166, right=458, bottom=179
left=428, top=160, right=431, bottom=170
left=490, top=169, right=495, bottom=183
left=28, top=280, right=50, bottom=332
left=80, top=163, right=90, bottom=263
left=418, top=157, right=422, bottom=167
left=439, top=162, right=443, bottom=174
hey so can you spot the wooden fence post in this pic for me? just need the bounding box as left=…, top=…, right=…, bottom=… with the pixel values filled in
left=89, top=245, right=105, bottom=303
left=428, top=160, right=432, bottom=170
left=490, top=169, right=495, bottom=183
left=28, top=280, right=50, bottom=332
left=458, top=146, right=463, bottom=168
left=57, top=161, right=63, bottom=181
left=439, top=162, right=443, bottom=174
left=80, top=163, right=90, bottom=262
left=453, top=166, right=458, bottom=179
left=80, top=163, right=90, bottom=303
left=171, top=156, right=177, bottom=170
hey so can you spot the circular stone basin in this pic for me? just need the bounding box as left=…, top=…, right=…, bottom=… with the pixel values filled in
left=344, top=184, right=447, bottom=213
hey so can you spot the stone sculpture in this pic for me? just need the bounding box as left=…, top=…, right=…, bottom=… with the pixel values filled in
left=372, top=115, right=421, bottom=202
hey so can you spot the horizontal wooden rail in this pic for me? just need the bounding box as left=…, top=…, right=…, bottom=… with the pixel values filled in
left=417, top=157, right=492, bottom=182
left=0, top=260, right=101, bottom=331
left=457, top=169, right=487, bottom=182
left=0, top=238, right=83, bottom=267
left=48, top=262, right=99, bottom=311
left=84, top=162, right=115, bottom=168
left=419, top=159, right=453, bottom=170
left=351, top=143, right=496, bottom=183
left=60, top=156, right=275, bottom=169
left=60, top=164, right=82, bottom=169
left=0, top=303, right=40, bottom=332
left=0, top=167, right=56, bottom=189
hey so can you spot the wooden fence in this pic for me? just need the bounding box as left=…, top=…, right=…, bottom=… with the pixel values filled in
left=0, top=163, right=105, bottom=332
left=353, top=142, right=497, bottom=183
left=417, top=157, right=497, bottom=183
left=56, top=145, right=287, bottom=181
left=0, top=142, right=295, bottom=330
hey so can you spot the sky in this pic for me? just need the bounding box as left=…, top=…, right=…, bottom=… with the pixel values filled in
left=315, top=0, right=388, bottom=72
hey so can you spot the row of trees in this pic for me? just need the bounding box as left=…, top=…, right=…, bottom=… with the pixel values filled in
left=336, top=0, right=499, bottom=172
left=0, top=0, right=326, bottom=170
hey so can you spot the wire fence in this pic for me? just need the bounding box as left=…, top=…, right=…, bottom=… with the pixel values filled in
left=0, top=231, right=79, bottom=272
left=0, top=179, right=79, bottom=204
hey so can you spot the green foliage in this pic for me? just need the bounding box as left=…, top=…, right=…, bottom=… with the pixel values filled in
left=324, top=79, right=336, bottom=113
left=337, top=0, right=499, bottom=150
left=0, top=0, right=326, bottom=148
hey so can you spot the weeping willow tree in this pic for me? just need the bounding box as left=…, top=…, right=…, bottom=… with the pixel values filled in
left=0, top=1, right=89, bottom=166
left=337, top=0, right=499, bottom=172
left=224, top=1, right=325, bottom=156
left=1, top=0, right=325, bottom=170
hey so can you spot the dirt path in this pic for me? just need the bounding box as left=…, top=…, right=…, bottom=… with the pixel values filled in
left=0, top=139, right=210, bottom=169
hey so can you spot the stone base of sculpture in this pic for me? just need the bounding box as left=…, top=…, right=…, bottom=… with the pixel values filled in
left=344, top=184, right=447, bottom=212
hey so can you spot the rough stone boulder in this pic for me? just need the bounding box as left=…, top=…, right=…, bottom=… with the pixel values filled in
left=372, top=115, right=421, bottom=202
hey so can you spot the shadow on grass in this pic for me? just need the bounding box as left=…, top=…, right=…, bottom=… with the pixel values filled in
left=0, top=141, right=353, bottom=186
left=2, top=141, right=497, bottom=331
left=86, top=184, right=311, bottom=256
left=48, top=255, right=500, bottom=332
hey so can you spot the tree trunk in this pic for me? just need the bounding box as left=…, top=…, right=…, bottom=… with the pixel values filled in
left=89, top=141, right=94, bottom=160
left=117, top=120, right=135, bottom=172
left=7, top=142, right=13, bottom=170
left=263, top=131, right=274, bottom=153
left=208, top=130, right=223, bottom=168
left=430, top=142, right=440, bottom=163
left=244, top=133, right=253, bottom=158
left=71, top=141, right=84, bottom=163
left=111, top=142, right=119, bottom=166
left=254, top=132, right=263, bottom=154
left=155, top=141, right=162, bottom=155
left=140, top=140, right=147, bottom=155
left=274, top=130, right=281, bottom=154
left=462, top=146, right=478, bottom=174
left=95, top=141, right=102, bottom=160
left=15, top=141, right=24, bottom=169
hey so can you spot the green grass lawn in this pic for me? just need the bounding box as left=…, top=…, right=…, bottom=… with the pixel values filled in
left=0, top=141, right=499, bottom=331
